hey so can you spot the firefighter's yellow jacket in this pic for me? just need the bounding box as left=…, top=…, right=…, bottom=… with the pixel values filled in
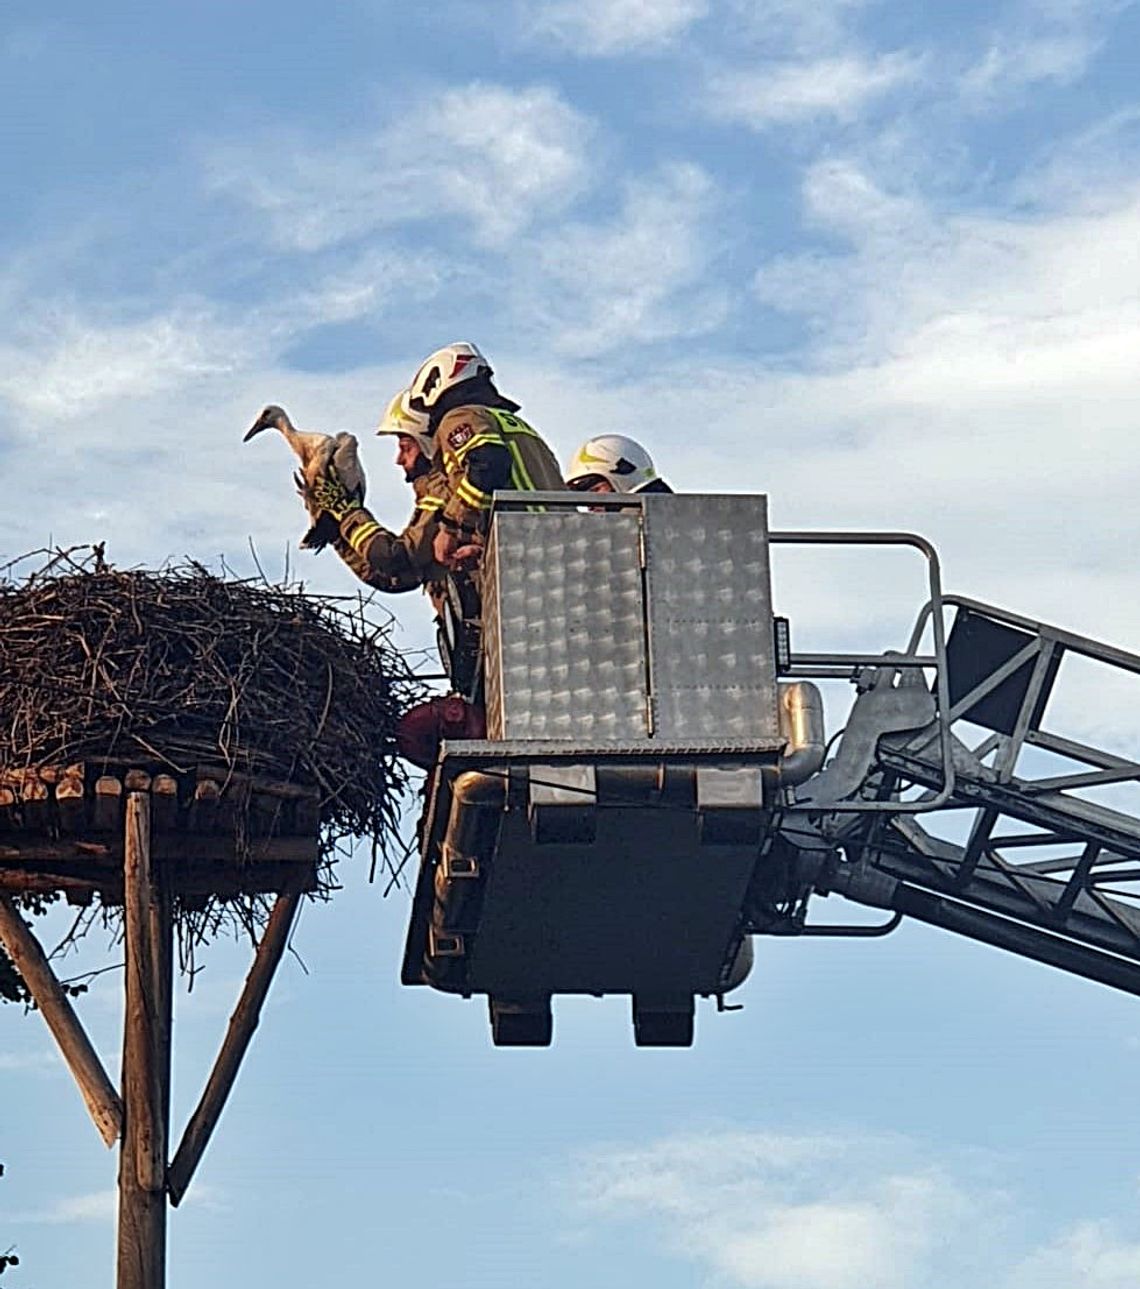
left=434, top=405, right=564, bottom=535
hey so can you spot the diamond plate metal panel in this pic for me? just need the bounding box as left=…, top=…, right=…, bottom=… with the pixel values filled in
left=642, top=494, right=779, bottom=741
left=484, top=511, right=649, bottom=740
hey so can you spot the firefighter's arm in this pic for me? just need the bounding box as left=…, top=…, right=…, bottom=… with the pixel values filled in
left=330, top=532, right=421, bottom=594
left=437, top=408, right=513, bottom=534
left=338, top=496, right=449, bottom=587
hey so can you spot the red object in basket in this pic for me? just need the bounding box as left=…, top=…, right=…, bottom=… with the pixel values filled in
left=395, top=696, right=487, bottom=769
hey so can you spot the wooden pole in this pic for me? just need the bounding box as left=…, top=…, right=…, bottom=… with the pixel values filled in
left=117, top=792, right=171, bottom=1289
left=0, top=895, right=123, bottom=1147
left=167, top=891, right=301, bottom=1206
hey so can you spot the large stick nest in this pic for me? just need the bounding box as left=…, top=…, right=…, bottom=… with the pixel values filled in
left=0, top=547, right=425, bottom=994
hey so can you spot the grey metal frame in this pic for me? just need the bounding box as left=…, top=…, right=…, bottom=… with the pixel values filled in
left=809, top=594, right=1140, bottom=991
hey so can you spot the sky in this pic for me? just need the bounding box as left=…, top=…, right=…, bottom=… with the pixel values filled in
left=3, top=0, right=1140, bottom=1285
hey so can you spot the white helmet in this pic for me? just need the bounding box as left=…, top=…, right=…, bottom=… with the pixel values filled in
left=406, top=342, right=492, bottom=414
left=376, top=390, right=435, bottom=459
left=566, top=435, right=660, bottom=493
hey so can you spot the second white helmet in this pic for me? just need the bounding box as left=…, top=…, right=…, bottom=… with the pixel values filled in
left=376, top=390, right=435, bottom=459
left=406, top=342, right=492, bottom=415
left=566, top=435, right=660, bottom=494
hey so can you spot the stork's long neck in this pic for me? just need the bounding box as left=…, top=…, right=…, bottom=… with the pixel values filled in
left=277, top=418, right=302, bottom=453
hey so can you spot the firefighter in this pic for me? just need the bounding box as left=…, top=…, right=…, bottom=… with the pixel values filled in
left=565, top=435, right=674, bottom=495
left=401, top=342, right=564, bottom=568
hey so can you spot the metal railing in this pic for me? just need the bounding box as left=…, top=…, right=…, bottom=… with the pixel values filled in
left=768, top=529, right=954, bottom=813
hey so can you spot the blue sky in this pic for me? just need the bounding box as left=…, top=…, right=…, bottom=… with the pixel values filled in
left=3, top=1, right=1140, bottom=1285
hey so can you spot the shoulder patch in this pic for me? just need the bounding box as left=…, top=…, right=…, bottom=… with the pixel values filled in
left=447, top=421, right=475, bottom=451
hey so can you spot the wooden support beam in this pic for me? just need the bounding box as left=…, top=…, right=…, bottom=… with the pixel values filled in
left=167, top=891, right=301, bottom=1207
left=56, top=767, right=86, bottom=833
left=19, top=773, right=49, bottom=832
left=0, top=872, right=105, bottom=897
left=0, top=894, right=123, bottom=1147
left=195, top=766, right=321, bottom=802
left=187, top=779, right=218, bottom=834
left=0, top=786, right=16, bottom=830
left=150, top=776, right=179, bottom=832
left=117, top=792, right=172, bottom=1289
left=0, top=836, right=318, bottom=864
left=94, top=776, right=123, bottom=832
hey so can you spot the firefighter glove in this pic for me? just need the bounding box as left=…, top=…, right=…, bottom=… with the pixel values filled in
left=307, top=465, right=361, bottom=522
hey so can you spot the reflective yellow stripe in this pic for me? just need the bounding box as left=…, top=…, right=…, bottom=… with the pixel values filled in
left=456, top=478, right=492, bottom=509
left=506, top=440, right=536, bottom=491
left=457, top=478, right=492, bottom=508
left=450, top=432, right=500, bottom=465
left=419, top=495, right=445, bottom=512
left=487, top=409, right=541, bottom=439
left=348, top=521, right=381, bottom=554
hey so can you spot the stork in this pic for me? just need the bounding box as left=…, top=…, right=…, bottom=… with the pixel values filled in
left=244, top=404, right=367, bottom=550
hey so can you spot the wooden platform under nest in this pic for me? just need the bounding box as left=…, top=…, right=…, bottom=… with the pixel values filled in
left=0, top=762, right=321, bottom=903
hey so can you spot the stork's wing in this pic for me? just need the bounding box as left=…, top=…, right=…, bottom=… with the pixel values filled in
left=330, top=432, right=367, bottom=503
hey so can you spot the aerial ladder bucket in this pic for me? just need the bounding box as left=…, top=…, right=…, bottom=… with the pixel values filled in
left=401, top=493, right=821, bottom=1046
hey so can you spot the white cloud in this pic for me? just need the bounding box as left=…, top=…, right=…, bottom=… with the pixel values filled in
left=0, top=1049, right=61, bottom=1073
left=959, top=0, right=1129, bottom=105
left=571, top=1130, right=992, bottom=1289
left=743, top=159, right=1140, bottom=635
left=704, top=1, right=1129, bottom=139
left=722, top=0, right=874, bottom=56
left=0, top=244, right=432, bottom=426
left=209, top=82, right=594, bottom=252
left=570, top=1128, right=1140, bottom=1289
left=755, top=151, right=1140, bottom=391
left=522, top=0, right=707, bottom=55
left=1017, top=108, right=1140, bottom=208
left=10, top=1183, right=227, bottom=1227
left=13, top=1189, right=117, bottom=1225
left=961, top=32, right=1098, bottom=100
left=1008, top=1222, right=1140, bottom=1288
left=391, top=83, right=594, bottom=245
left=0, top=306, right=246, bottom=419
left=288, top=247, right=444, bottom=329
left=528, top=162, right=725, bottom=354
left=498, top=130, right=1140, bottom=675
left=706, top=51, right=923, bottom=128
